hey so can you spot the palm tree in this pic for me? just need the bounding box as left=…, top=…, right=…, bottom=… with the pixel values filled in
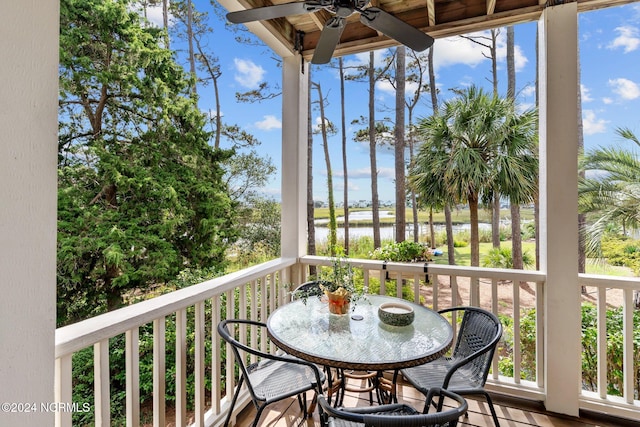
left=409, top=120, right=456, bottom=249
left=580, top=127, right=640, bottom=307
left=493, top=102, right=538, bottom=269
left=579, top=127, right=640, bottom=256
left=414, top=86, right=509, bottom=267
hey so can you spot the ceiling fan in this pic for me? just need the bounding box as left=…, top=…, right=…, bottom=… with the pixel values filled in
left=226, top=0, right=434, bottom=64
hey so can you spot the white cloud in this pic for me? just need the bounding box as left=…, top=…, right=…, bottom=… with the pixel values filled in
left=376, top=78, right=422, bottom=98
left=433, top=30, right=528, bottom=72
left=513, top=45, right=528, bottom=71
left=350, top=168, right=372, bottom=179
left=233, top=58, right=266, bottom=89
left=580, top=84, right=593, bottom=102
left=516, top=102, right=534, bottom=114
left=582, top=110, right=608, bottom=135
left=608, top=26, right=640, bottom=53
left=313, top=116, right=334, bottom=133
left=602, top=97, right=613, bottom=105
left=378, top=167, right=395, bottom=178
left=343, top=49, right=390, bottom=70
left=376, top=80, right=394, bottom=94
left=346, top=167, right=393, bottom=179
left=255, top=115, right=281, bottom=130
left=519, top=85, right=536, bottom=98
left=145, top=5, right=167, bottom=28
left=608, top=77, right=640, bottom=100
left=433, top=36, right=488, bottom=71
left=206, top=109, right=224, bottom=119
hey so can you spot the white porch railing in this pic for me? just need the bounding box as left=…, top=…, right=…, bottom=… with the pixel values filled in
left=54, top=256, right=640, bottom=426
left=578, top=273, right=640, bottom=420
left=55, top=258, right=297, bottom=427
left=300, top=256, right=547, bottom=401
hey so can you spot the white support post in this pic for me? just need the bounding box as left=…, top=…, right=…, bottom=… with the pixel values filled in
left=280, top=55, right=309, bottom=259
left=0, top=2, right=58, bottom=427
left=538, top=3, right=581, bottom=416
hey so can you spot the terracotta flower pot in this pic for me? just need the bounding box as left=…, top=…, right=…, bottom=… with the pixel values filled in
left=325, top=289, right=350, bottom=315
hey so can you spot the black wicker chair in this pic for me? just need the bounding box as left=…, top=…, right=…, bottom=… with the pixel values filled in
left=318, top=387, right=467, bottom=427
left=400, top=307, right=503, bottom=427
left=217, top=319, right=325, bottom=427
left=292, top=280, right=326, bottom=300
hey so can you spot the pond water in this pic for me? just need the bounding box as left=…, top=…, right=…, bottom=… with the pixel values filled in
left=313, top=221, right=492, bottom=243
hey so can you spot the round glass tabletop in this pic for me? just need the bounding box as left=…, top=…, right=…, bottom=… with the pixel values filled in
left=267, top=295, right=453, bottom=370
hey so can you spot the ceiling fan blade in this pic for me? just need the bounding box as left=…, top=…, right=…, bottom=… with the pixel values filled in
left=227, top=1, right=325, bottom=24
left=359, top=7, right=434, bottom=52
left=311, top=17, right=346, bottom=64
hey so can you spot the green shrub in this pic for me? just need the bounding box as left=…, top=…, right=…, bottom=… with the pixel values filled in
left=581, top=303, right=640, bottom=398
left=499, top=225, right=511, bottom=242
left=369, top=240, right=433, bottom=262
left=482, top=247, right=534, bottom=269
left=453, top=240, right=468, bottom=248
left=601, top=235, right=640, bottom=274
left=522, top=222, right=536, bottom=240
left=506, top=304, right=640, bottom=398
left=479, top=228, right=493, bottom=243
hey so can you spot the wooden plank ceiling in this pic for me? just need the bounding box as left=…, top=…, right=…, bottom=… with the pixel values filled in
left=225, top=0, right=638, bottom=61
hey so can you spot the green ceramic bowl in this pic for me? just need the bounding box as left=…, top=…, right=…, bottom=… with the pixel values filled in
left=378, top=302, right=415, bottom=327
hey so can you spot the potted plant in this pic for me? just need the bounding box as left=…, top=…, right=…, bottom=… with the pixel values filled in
left=318, top=255, right=363, bottom=315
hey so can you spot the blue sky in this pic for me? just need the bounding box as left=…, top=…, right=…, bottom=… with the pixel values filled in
left=145, top=2, right=640, bottom=204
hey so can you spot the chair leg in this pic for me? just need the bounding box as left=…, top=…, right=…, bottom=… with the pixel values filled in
left=223, top=375, right=245, bottom=427
left=296, top=392, right=308, bottom=416
left=483, top=391, right=501, bottom=427
left=307, top=391, right=318, bottom=417
left=253, top=405, right=267, bottom=427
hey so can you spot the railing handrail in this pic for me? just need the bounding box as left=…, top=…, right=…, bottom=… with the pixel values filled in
left=299, top=254, right=546, bottom=282
left=579, top=272, right=640, bottom=290
left=55, top=257, right=296, bottom=358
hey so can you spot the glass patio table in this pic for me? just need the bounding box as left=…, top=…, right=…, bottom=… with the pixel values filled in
left=266, top=294, right=453, bottom=371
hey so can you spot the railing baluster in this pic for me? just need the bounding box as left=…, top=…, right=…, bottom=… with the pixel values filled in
left=363, top=269, right=370, bottom=294
left=94, top=339, right=110, bottom=427
left=153, top=318, right=166, bottom=427
left=125, top=328, right=140, bottom=427
left=175, top=309, right=187, bottom=427
left=212, top=296, right=222, bottom=415
left=432, top=273, right=438, bottom=310
left=413, top=273, right=421, bottom=304
left=54, top=355, right=72, bottom=427
left=194, top=302, right=205, bottom=426
left=260, top=281, right=267, bottom=354
left=596, top=286, right=607, bottom=399
left=622, top=288, right=634, bottom=404
left=451, top=275, right=459, bottom=307
left=250, top=280, right=258, bottom=365
left=491, top=278, right=499, bottom=381
left=470, top=277, right=480, bottom=307
left=279, top=267, right=288, bottom=305
left=269, top=272, right=276, bottom=316
left=513, top=280, right=521, bottom=384
left=535, top=280, right=544, bottom=388
left=225, top=289, right=237, bottom=424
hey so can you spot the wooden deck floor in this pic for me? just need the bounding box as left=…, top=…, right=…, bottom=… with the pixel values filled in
left=234, top=376, right=631, bottom=427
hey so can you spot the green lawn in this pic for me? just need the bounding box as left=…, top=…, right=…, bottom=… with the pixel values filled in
left=430, top=241, right=537, bottom=268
